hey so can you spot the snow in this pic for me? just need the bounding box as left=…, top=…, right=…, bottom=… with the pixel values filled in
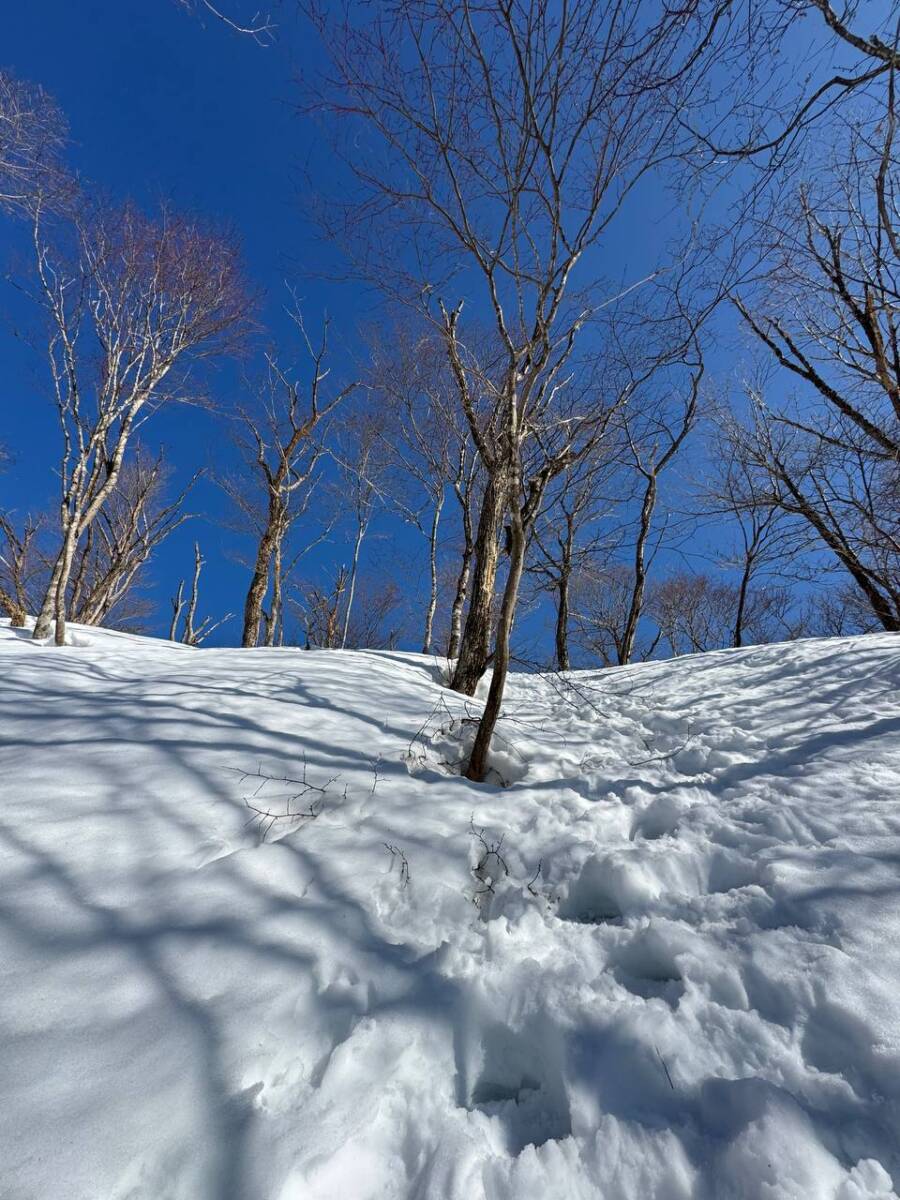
left=1, top=619, right=899, bottom=1200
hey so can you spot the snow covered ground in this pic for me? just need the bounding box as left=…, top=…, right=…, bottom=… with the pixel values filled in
left=1, top=619, right=899, bottom=1200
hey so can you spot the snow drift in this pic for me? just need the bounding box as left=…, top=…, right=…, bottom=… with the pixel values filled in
left=1, top=620, right=899, bottom=1199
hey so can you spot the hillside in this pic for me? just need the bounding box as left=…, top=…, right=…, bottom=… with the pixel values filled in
left=1, top=620, right=899, bottom=1200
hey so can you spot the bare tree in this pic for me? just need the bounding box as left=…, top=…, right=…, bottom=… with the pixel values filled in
left=65, top=452, right=198, bottom=628
left=169, top=542, right=233, bottom=645
left=0, top=512, right=44, bottom=626
left=702, top=428, right=797, bottom=647
left=230, top=311, right=353, bottom=648
left=617, top=362, right=702, bottom=665
left=296, top=565, right=348, bottom=649
left=309, top=0, right=726, bottom=777
left=343, top=575, right=404, bottom=650
left=729, top=112, right=900, bottom=632
left=26, top=199, right=247, bottom=644
left=0, top=69, right=68, bottom=214
left=573, top=564, right=662, bottom=667
left=368, top=325, right=480, bottom=654
left=331, top=409, right=388, bottom=650
left=530, top=449, right=624, bottom=672
left=649, top=570, right=799, bottom=656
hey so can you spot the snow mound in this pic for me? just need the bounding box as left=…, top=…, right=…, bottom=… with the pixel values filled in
left=1, top=621, right=899, bottom=1200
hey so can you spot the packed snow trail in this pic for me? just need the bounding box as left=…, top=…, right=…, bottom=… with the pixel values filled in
left=1, top=620, right=899, bottom=1200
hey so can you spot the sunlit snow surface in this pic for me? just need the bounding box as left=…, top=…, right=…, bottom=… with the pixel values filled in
left=1, top=619, right=899, bottom=1199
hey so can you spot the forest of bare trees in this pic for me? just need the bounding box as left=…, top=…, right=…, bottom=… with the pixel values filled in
left=1, top=0, right=898, bottom=777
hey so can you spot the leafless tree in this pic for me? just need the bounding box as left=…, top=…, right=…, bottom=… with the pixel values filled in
left=649, top=570, right=799, bottom=656
left=64, top=452, right=198, bottom=628
left=573, top=564, right=661, bottom=667
left=617, top=362, right=702, bottom=665
left=295, top=565, right=348, bottom=649
left=702, top=427, right=797, bottom=647
left=804, top=583, right=880, bottom=637
left=294, top=565, right=402, bottom=651
left=229, top=311, right=353, bottom=648
left=368, top=325, right=480, bottom=654
left=26, top=199, right=247, bottom=644
left=343, top=575, right=404, bottom=650
left=308, top=0, right=727, bottom=777
left=729, top=112, right=900, bottom=632
left=530, top=448, right=624, bottom=672
left=0, top=511, right=44, bottom=626
left=330, top=408, right=389, bottom=650
left=169, top=541, right=233, bottom=645
left=0, top=69, right=68, bottom=214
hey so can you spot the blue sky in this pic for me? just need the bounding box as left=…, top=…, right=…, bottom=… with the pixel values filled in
left=1, top=1, right=397, bottom=643
left=0, top=1, right=839, bottom=656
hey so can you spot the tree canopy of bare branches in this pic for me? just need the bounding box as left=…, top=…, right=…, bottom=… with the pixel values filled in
left=0, top=69, right=68, bottom=213
left=728, top=113, right=900, bottom=632
left=682, top=1, right=900, bottom=166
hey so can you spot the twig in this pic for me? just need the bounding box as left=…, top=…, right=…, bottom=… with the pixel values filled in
left=656, top=1046, right=675, bottom=1090
left=469, top=816, right=509, bottom=906
left=228, top=756, right=341, bottom=840
left=383, top=843, right=411, bottom=888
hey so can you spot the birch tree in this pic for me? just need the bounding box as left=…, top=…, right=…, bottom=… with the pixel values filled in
left=231, top=313, right=353, bottom=648
left=0, top=512, right=43, bottom=626
left=335, top=411, right=386, bottom=650
left=617, top=362, right=702, bottom=665
left=169, top=542, right=233, bottom=645
left=67, top=453, right=198, bottom=629
left=0, top=69, right=67, bottom=214
left=28, top=200, right=246, bottom=644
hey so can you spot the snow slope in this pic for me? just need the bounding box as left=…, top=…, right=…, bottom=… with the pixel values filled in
left=1, top=620, right=899, bottom=1200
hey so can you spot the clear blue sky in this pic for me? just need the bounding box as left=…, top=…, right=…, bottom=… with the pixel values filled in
left=0, top=2, right=810, bottom=655
left=1, top=1, right=400, bottom=643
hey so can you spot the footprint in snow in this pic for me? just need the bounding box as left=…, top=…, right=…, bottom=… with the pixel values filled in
left=461, top=1019, right=572, bottom=1155
left=558, top=858, right=624, bottom=926
left=612, top=928, right=686, bottom=1008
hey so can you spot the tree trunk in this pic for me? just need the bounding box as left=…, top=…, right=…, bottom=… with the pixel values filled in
left=51, top=521, right=81, bottom=645
left=465, top=504, right=525, bottom=781
left=422, top=490, right=444, bottom=654
left=447, top=479, right=475, bottom=660
left=266, top=538, right=283, bottom=648
left=242, top=524, right=276, bottom=648
left=555, top=569, right=571, bottom=671
left=733, top=557, right=753, bottom=648
left=341, top=520, right=367, bottom=649
left=447, top=541, right=473, bottom=660
left=450, top=474, right=504, bottom=695
left=0, top=587, right=26, bottom=626
left=33, top=519, right=77, bottom=640
left=68, top=523, right=93, bottom=619
left=620, top=474, right=657, bottom=664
